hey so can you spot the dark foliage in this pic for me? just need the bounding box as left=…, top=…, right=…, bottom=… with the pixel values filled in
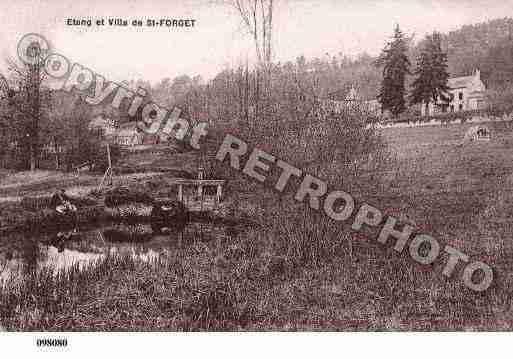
left=104, top=186, right=155, bottom=208
left=376, top=25, right=411, bottom=117
left=410, top=32, right=451, bottom=110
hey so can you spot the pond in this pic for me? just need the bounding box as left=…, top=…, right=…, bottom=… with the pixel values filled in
left=0, top=220, right=241, bottom=283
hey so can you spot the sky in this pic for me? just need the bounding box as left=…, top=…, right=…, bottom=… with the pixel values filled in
left=0, top=0, right=512, bottom=84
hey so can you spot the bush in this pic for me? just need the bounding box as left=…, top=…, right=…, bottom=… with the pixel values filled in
left=104, top=186, right=155, bottom=208
left=62, top=132, right=121, bottom=173
left=393, top=109, right=485, bottom=124
left=90, top=143, right=121, bottom=172
left=20, top=194, right=98, bottom=212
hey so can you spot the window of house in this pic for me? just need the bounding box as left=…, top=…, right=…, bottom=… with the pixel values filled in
left=459, top=92, right=463, bottom=100
left=450, top=105, right=454, bottom=112
left=459, top=104, right=463, bottom=111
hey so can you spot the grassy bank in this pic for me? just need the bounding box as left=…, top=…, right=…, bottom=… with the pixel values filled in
left=1, top=192, right=512, bottom=331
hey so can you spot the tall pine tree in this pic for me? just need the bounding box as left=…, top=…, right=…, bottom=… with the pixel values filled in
left=410, top=32, right=450, bottom=114
left=376, top=25, right=411, bottom=118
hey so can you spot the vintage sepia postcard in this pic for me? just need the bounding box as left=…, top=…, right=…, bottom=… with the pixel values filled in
left=0, top=0, right=512, bottom=356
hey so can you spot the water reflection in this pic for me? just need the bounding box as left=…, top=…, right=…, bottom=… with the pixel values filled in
left=0, top=220, right=239, bottom=283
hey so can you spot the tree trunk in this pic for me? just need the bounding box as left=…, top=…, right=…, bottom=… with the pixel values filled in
left=29, top=63, right=41, bottom=172
left=245, top=65, right=249, bottom=122
left=255, top=68, right=260, bottom=121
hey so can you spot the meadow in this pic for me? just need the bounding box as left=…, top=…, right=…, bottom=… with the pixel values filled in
left=1, top=120, right=513, bottom=331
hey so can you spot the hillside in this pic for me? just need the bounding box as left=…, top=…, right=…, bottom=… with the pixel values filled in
left=415, top=17, right=513, bottom=89
left=326, top=17, right=513, bottom=100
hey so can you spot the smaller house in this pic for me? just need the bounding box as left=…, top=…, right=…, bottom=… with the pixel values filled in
left=113, top=122, right=169, bottom=147
left=41, top=142, right=65, bottom=155
left=322, top=85, right=382, bottom=117
left=115, top=122, right=144, bottom=147
left=421, top=69, right=487, bottom=116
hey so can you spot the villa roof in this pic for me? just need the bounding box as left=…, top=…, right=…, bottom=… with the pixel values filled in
left=448, top=75, right=475, bottom=89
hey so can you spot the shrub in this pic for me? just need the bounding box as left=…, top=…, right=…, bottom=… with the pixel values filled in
left=104, top=186, right=155, bottom=208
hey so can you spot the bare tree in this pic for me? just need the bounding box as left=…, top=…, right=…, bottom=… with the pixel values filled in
left=223, top=0, right=275, bottom=67
left=216, top=0, right=276, bottom=121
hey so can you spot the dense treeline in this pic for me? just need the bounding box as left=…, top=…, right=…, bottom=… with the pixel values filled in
left=1, top=17, right=512, bottom=171
left=441, top=17, right=513, bottom=88
left=147, top=17, right=513, bottom=123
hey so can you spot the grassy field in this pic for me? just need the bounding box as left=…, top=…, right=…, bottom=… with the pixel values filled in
left=1, top=121, right=513, bottom=331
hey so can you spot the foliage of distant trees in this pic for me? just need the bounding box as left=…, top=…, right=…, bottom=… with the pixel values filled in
left=0, top=69, right=112, bottom=171
left=0, top=54, right=54, bottom=171
left=486, top=86, right=513, bottom=116
left=439, top=18, right=513, bottom=88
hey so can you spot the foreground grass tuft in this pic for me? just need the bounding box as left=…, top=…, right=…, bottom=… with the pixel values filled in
left=1, top=196, right=512, bottom=331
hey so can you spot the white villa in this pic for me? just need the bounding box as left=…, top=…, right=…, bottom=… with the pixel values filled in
left=421, top=69, right=487, bottom=116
